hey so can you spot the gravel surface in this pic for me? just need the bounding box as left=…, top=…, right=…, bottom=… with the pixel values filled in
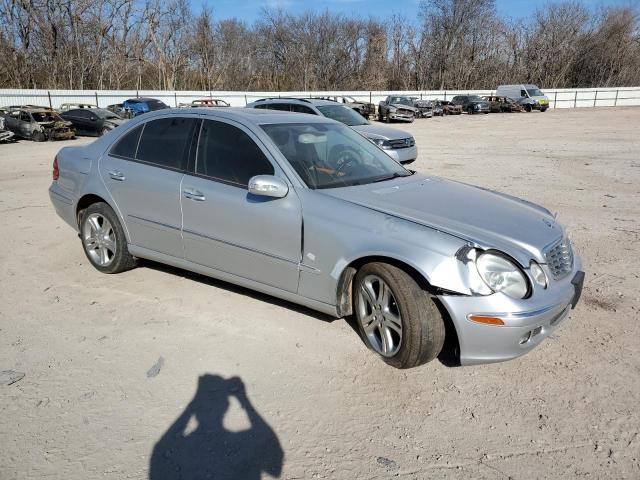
left=1, top=107, right=639, bottom=479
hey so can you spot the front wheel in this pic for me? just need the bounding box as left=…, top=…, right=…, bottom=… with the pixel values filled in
left=354, top=263, right=445, bottom=369
left=524, top=104, right=532, bottom=112
left=80, top=202, right=138, bottom=274
left=467, top=107, right=474, bottom=115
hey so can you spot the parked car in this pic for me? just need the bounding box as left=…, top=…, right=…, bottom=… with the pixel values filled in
left=184, top=98, right=230, bottom=108
left=61, top=108, right=127, bottom=136
left=378, top=96, right=418, bottom=123
left=49, top=108, right=584, bottom=368
left=439, top=100, right=463, bottom=115
left=482, top=95, right=524, bottom=113
left=432, top=101, right=444, bottom=116
left=0, top=115, right=16, bottom=142
left=451, top=95, right=491, bottom=114
left=496, top=85, right=549, bottom=112
left=3, top=107, right=75, bottom=141
left=411, top=98, right=434, bottom=118
left=247, top=98, right=417, bottom=164
left=107, top=97, right=169, bottom=118
left=58, top=103, right=97, bottom=113
left=313, top=96, right=376, bottom=119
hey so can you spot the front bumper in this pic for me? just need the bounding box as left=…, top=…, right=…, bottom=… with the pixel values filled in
left=388, top=112, right=414, bottom=122
left=438, top=259, right=584, bottom=366
left=385, top=145, right=418, bottom=165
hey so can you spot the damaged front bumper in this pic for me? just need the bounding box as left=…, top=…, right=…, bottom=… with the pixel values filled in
left=438, top=257, right=584, bottom=366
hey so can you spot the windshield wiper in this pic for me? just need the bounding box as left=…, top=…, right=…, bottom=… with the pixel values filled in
left=371, top=172, right=412, bottom=183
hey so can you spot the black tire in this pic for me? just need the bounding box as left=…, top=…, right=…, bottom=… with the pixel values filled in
left=32, top=131, right=46, bottom=142
left=353, top=262, right=445, bottom=369
left=79, top=202, right=138, bottom=274
left=540, top=107, right=547, bottom=112
left=384, top=113, right=390, bottom=123
left=378, top=113, right=384, bottom=122
left=524, top=104, right=532, bottom=112
left=467, top=106, right=474, bottom=115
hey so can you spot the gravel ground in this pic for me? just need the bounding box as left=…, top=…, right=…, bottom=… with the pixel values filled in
left=1, top=107, right=639, bottom=479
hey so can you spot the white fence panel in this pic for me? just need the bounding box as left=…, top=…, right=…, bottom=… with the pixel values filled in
left=1, top=87, right=639, bottom=110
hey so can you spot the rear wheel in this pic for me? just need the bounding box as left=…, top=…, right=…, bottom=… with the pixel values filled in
left=80, top=202, right=138, bottom=274
left=354, top=262, right=445, bottom=369
left=32, top=131, right=46, bottom=142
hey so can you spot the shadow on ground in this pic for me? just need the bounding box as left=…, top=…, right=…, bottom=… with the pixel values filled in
left=150, top=374, right=283, bottom=480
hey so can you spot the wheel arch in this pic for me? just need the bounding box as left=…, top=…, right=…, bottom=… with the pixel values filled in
left=336, top=254, right=461, bottom=364
left=76, top=193, right=110, bottom=227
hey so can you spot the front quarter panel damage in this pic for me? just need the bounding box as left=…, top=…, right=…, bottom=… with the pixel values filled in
left=296, top=190, right=472, bottom=308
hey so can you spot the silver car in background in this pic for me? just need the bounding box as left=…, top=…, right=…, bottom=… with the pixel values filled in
left=49, top=108, right=584, bottom=369
left=247, top=97, right=418, bottom=165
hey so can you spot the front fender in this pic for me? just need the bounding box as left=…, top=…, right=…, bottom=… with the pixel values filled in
left=296, top=190, right=472, bottom=306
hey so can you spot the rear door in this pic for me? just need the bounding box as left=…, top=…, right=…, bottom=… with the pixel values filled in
left=99, top=116, right=199, bottom=258
left=181, top=118, right=302, bottom=293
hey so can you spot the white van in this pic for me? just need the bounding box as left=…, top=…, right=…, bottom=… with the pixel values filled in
left=496, top=84, right=549, bottom=112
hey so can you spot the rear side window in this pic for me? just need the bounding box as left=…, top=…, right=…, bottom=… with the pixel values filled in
left=110, top=125, right=143, bottom=159
left=196, top=120, right=274, bottom=187
left=291, top=104, right=315, bottom=114
left=136, top=117, right=198, bottom=170
left=265, top=103, right=291, bottom=112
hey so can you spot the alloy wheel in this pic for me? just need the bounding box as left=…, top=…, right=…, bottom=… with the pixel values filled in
left=357, top=274, right=403, bottom=357
left=82, top=213, right=116, bottom=266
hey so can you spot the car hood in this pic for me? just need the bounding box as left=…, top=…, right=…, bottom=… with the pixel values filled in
left=390, top=103, right=418, bottom=112
left=321, top=173, right=563, bottom=264
left=351, top=124, right=411, bottom=140
left=104, top=118, right=127, bottom=127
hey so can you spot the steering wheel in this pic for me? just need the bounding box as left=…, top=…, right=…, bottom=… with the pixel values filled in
left=331, top=146, right=362, bottom=177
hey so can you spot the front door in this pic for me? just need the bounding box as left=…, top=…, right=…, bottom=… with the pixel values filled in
left=181, top=119, right=302, bottom=293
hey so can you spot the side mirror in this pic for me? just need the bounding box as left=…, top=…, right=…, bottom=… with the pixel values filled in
left=248, top=175, right=289, bottom=198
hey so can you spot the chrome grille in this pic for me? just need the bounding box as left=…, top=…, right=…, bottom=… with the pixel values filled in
left=396, top=108, right=414, bottom=117
left=388, top=137, right=415, bottom=149
left=545, top=238, right=573, bottom=280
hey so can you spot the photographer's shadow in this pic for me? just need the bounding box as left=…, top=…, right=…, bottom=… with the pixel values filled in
left=150, top=375, right=283, bottom=480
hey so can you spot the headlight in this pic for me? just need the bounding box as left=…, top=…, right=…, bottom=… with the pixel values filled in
left=530, top=261, right=547, bottom=288
left=371, top=138, right=392, bottom=150
left=476, top=252, right=529, bottom=299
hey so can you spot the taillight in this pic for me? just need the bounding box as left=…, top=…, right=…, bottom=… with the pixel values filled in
left=52, top=156, right=59, bottom=181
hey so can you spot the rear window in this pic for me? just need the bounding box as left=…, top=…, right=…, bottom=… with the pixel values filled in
left=110, top=125, right=143, bottom=159
left=136, top=117, right=198, bottom=170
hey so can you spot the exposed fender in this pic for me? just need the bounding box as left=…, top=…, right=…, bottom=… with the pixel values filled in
left=295, top=189, right=473, bottom=308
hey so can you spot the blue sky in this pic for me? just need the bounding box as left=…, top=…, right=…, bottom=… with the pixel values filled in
left=193, top=0, right=636, bottom=23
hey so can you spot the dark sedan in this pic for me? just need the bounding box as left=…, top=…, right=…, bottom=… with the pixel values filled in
left=61, top=108, right=127, bottom=136
left=451, top=95, right=490, bottom=114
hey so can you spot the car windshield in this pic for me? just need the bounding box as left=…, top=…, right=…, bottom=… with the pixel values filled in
left=526, top=88, right=543, bottom=97
left=389, top=97, right=413, bottom=106
left=261, top=122, right=411, bottom=190
left=316, top=105, right=369, bottom=126
left=468, top=96, right=483, bottom=102
left=94, top=108, right=121, bottom=119
left=32, top=112, right=61, bottom=122
left=146, top=99, right=169, bottom=111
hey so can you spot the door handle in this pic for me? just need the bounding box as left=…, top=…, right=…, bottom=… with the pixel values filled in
left=183, top=189, right=205, bottom=201
left=108, top=170, right=125, bottom=181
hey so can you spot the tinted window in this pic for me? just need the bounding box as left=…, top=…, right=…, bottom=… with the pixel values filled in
left=196, top=120, right=274, bottom=187
left=136, top=117, right=198, bottom=169
left=110, top=125, right=143, bottom=158
left=291, top=104, right=315, bottom=114
left=265, top=103, right=291, bottom=112
left=69, top=109, right=90, bottom=119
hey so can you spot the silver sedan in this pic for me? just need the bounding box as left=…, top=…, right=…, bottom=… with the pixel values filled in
left=49, top=108, right=584, bottom=368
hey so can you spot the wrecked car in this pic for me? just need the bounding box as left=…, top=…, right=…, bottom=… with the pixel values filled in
left=482, top=96, right=524, bottom=113
left=439, top=100, right=463, bottom=115
left=432, top=101, right=444, bottom=116
left=61, top=108, right=127, bottom=137
left=3, top=107, right=75, bottom=141
left=378, top=96, right=418, bottom=123
left=314, top=96, right=376, bottom=119
left=58, top=103, right=98, bottom=113
left=50, top=108, right=584, bottom=369
left=0, top=115, right=16, bottom=142
left=411, top=98, right=434, bottom=118
left=107, top=98, right=169, bottom=119
left=451, top=95, right=491, bottom=115
left=184, top=98, right=231, bottom=108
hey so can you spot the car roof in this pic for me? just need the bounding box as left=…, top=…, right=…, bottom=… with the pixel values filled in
left=131, top=107, right=339, bottom=126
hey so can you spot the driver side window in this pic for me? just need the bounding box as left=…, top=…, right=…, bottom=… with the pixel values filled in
left=196, top=120, right=274, bottom=187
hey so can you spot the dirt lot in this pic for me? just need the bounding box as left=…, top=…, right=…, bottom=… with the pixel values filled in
left=1, top=107, right=639, bottom=479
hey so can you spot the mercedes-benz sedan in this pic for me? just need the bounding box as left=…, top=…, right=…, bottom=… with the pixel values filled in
left=49, top=108, right=584, bottom=369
